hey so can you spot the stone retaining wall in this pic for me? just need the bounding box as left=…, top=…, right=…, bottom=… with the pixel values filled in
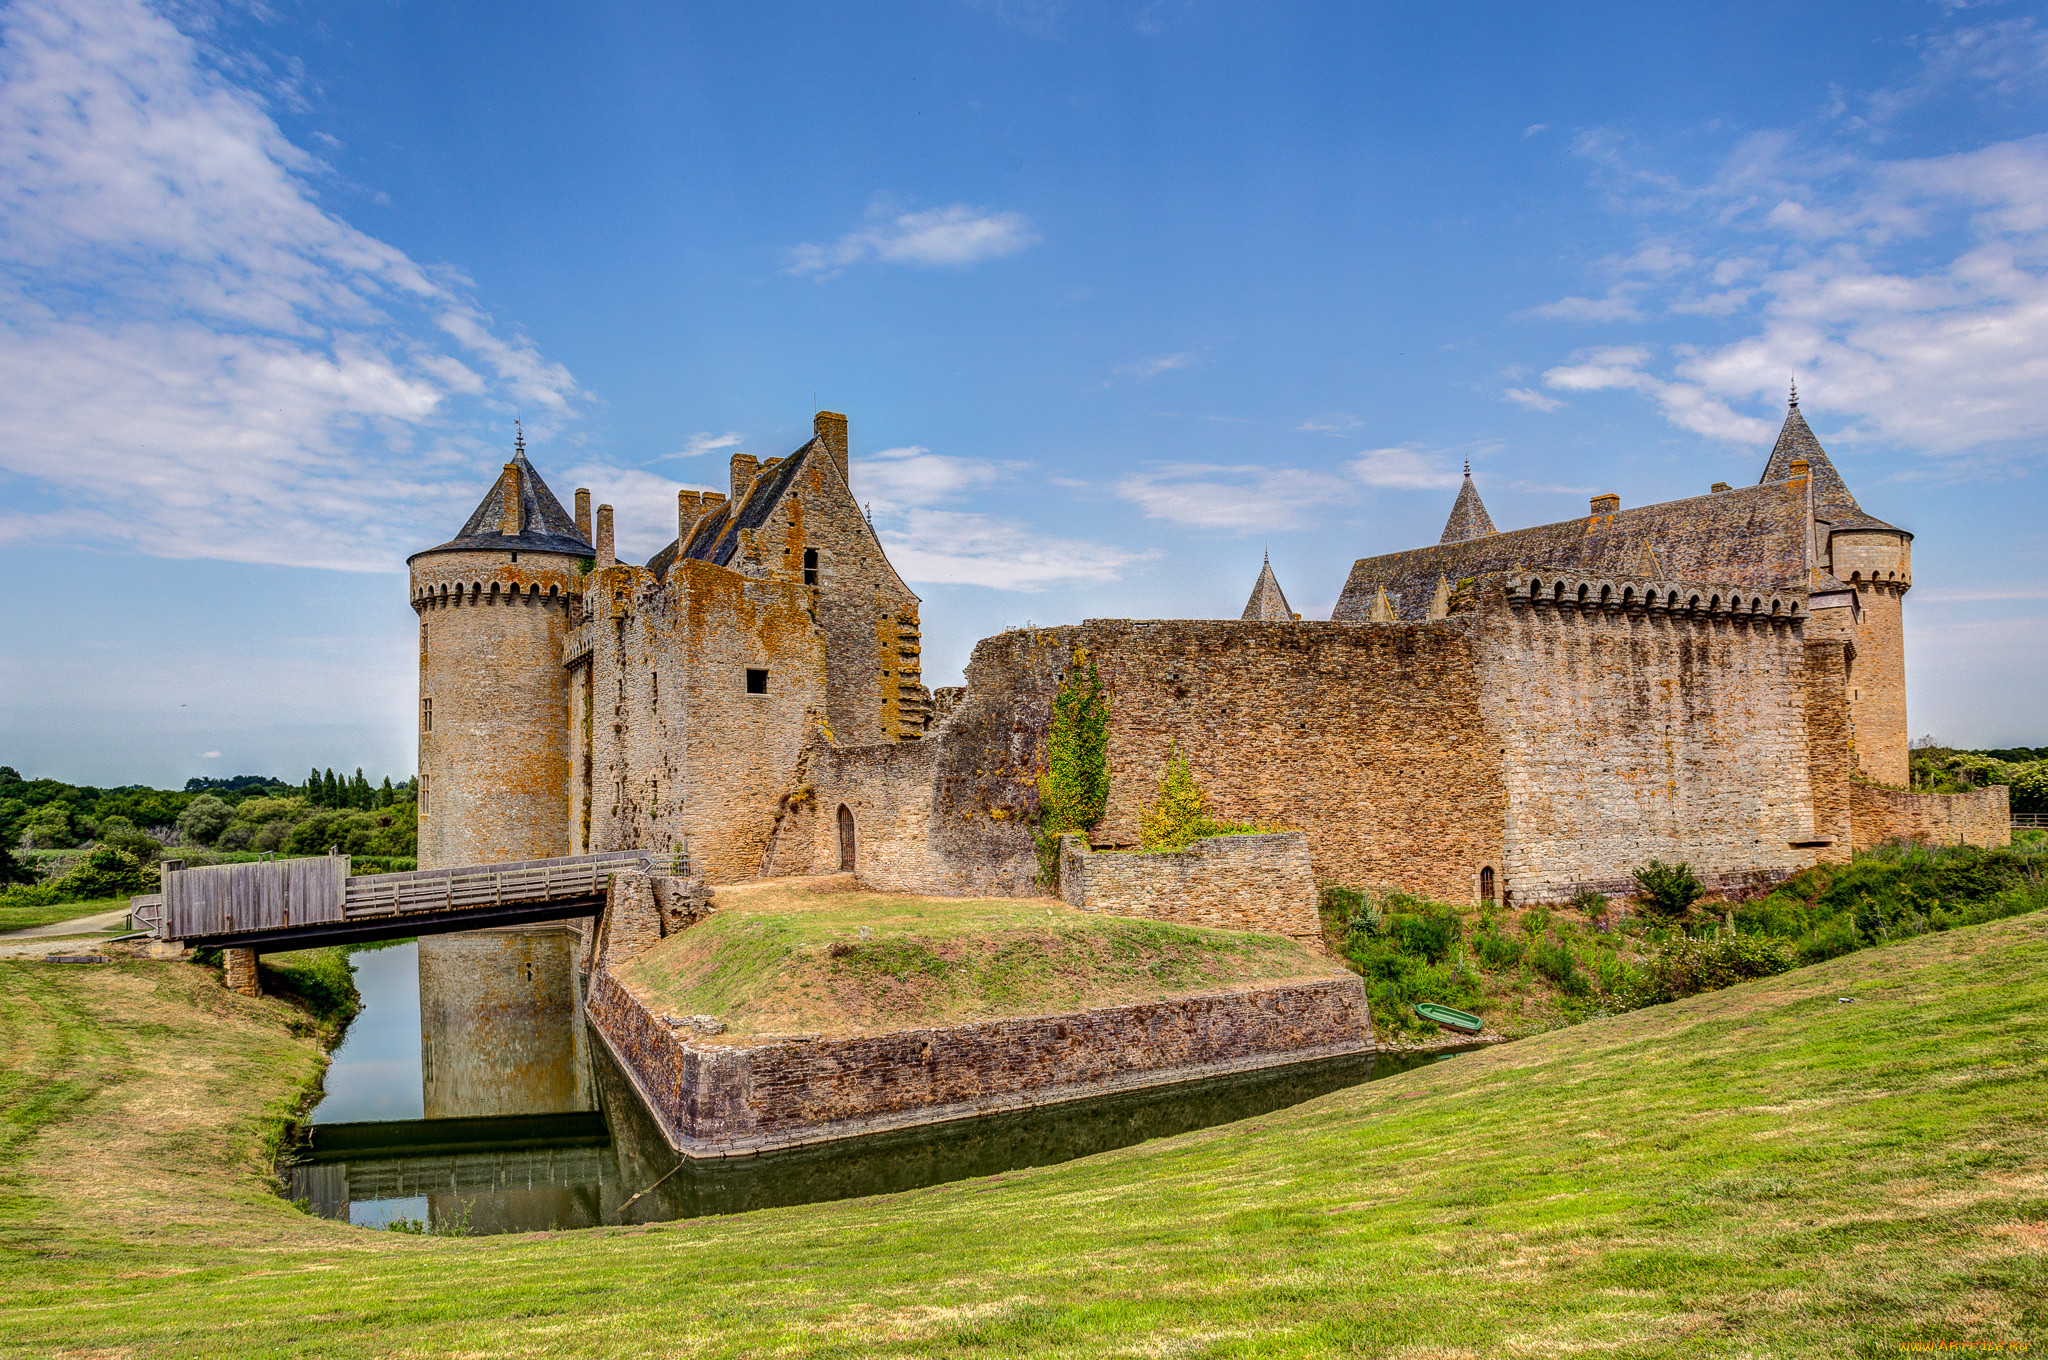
left=1851, top=782, right=2010, bottom=851
left=1056, top=832, right=1321, bottom=942
left=584, top=969, right=1371, bottom=1157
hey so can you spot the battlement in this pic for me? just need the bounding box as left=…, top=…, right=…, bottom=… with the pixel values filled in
left=1502, top=571, right=1806, bottom=626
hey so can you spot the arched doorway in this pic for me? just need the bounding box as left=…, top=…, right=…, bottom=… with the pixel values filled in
left=837, top=805, right=856, bottom=872
left=1479, top=866, right=1496, bottom=903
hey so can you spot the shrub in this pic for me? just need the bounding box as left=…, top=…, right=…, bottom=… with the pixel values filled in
left=176, top=795, right=234, bottom=846
left=1571, top=888, right=1610, bottom=921
left=1392, top=903, right=1460, bottom=963
left=1518, top=906, right=1552, bottom=938
left=1641, top=934, right=1792, bottom=1002
left=1139, top=743, right=1209, bottom=852
left=1633, top=860, right=1706, bottom=920
left=1472, top=924, right=1524, bottom=970
left=1531, top=934, right=1593, bottom=997
left=1034, top=651, right=1109, bottom=883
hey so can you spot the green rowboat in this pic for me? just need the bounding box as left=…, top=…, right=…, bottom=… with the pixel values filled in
left=1413, top=1002, right=1483, bottom=1034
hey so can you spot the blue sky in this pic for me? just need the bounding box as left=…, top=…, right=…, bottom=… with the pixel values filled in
left=2, top=0, right=2044, bottom=787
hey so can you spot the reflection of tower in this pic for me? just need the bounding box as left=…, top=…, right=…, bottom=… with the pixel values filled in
left=418, top=928, right=593, bottom=1119
left=409, top=430, right=591, bottom=870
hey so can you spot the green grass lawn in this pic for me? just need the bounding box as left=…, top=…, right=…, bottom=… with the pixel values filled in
left=0, top=912, right=2043, bottom=1356
left=0, top=894, right=130, bottom=935
left=615, top=876, right=1344, bottom=1038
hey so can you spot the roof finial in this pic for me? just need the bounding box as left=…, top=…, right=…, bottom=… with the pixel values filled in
left=1464, top=454, right=1471, bottom=477
left=1789, top=377, right=1799, bottom=410
left=514, top=419, right=526, bottom=456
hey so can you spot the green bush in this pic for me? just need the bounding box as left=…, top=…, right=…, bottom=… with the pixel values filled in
left=1633, top=860, right=1706, bottom=920
left=176, top=794, right=233, bottom=846
left=1571, top=888, right=1610, bottom=920
left=1531, top=934, right=1593, bottom=997
left=1637, top=934, right=1793, bottom=1003
left=1393, top=903, right=1460, bottom=963
left=1034, top=650, right=1109, bottom=883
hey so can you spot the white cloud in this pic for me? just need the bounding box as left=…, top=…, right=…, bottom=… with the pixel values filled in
left=877, top=508, right=1154, bottom=591
left=1116, top=463, right=1354, bottom=532
left=856, top=444, right=1012, bottom=513
left=1112, top=351, right=1198, bottom=381
left=1524, top=123, right=1549, bottom=138
left=560, top=463, right=718, bottom=559
left=675, top=432, right=743, bottom=458
left=1347, top=446, right=1463, bottom=490
left=1503, top=387, right=1565, bottom=413
left=1294, top=414, right=1363, bottom=434
left=202, top=750, right=221, bottom=759
left=1518, top=286, right=1644, bottom=322
left=1541, top=346, right=1772, bottom=444
left=787, top=202, right=1040, bottom=278
left=0, top=0, right=584, bottom=571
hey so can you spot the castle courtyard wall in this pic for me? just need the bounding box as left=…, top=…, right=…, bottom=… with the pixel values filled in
left=1475, top=575, right=1836, bottom=902
left=1850, top=782, right=2010, bottom=850
left=1056, top=832, right=1322, bottom=942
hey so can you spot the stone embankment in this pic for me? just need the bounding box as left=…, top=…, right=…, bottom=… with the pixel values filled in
left=579, top=869, right=1373, bottom=1158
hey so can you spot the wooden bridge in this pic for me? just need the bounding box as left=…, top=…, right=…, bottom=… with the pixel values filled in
left=131, top=849, right=665, bottom=952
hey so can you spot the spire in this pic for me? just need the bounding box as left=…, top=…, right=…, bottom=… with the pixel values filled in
left=1241, top=556, right=1295, bottom=621
left=419, top=429, right=594, bottom=558
left=1439, top=469, right=1498, bottom=545
left=514, top=419, right=526, bottom=458
left=1759, top=387, right=1862, bottom=520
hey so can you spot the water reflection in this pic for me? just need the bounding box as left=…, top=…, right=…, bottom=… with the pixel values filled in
left=289, top=925, right=1462, bottom=1235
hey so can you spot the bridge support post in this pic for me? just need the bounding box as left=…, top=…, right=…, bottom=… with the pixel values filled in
left=224, top=947, right=261, bottom=997
left=594, top=870, right=661, bottom=974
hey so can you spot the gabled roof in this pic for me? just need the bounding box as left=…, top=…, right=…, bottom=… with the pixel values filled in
left=1241, top=556, right=1295, bottom=621
left=651, top=436, right=821, bottom=579
left=409, top=440, right=593, bottom=562
left=1440, top=472, right=1498, bottom=544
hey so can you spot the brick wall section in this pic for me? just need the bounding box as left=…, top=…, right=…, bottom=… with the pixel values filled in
left=1056, top=833, right=1322, bottom=942
left=410, top=550, right=582, bottom=869
left=585, top=968, right=1372, bottom=1156
left=1851, top=783, right=2010, bottom=850
left=1476, top=578, right=1834, bottom=901
left=224, top=947, right=258, bottom=996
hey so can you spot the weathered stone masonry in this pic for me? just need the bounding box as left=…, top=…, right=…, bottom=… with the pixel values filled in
left=1057, top=832, right=1322, bottom=943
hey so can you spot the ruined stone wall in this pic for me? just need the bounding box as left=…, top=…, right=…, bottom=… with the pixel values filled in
left=795, top=618, right=1505, bottom=901
left=1851, top=782, right=2010, bottom=850
left=586, top=969, right=1370, bottom=1156
left=581, top=557, right=825, bottom=884
left=1475, top=576, right=1832, bottom=902
left=760, top=734, right=991, bottom=890
left=1056, top=833, right=1321, bottom=942
left=410, top=550, right=581, bottom=870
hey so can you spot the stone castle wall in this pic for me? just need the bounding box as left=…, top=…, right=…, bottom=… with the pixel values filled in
left=578, top=557, right=826, bottom=884
left=1476, top=575, right=1842, bottom=902
left=1056, top=832, right=1321, bottom=942
left=1851, top=782, right=2010, bottom=850
left=410, top=550, right=581, bottom=870
left=585, top=968, right=1371, bottom=1156
left=1829, top=527, right=1913, bottom=786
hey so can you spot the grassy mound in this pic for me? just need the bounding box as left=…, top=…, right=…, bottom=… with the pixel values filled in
left=1, top=909, right=2042, bottom=1354
left=611, top=876, right=1344, bottom=1037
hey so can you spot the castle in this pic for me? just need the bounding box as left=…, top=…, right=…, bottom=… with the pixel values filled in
left=410, top=395, right=2007, bottom=904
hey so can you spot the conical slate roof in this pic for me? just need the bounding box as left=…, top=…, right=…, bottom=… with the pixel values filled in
left=1756, top=392, right=1905, bottom=535
left=1241, top=555, right=1295, bottom=621
left=1440, top=472, right=1498, bottom=544
left=410, top=434, right=595, bottom=561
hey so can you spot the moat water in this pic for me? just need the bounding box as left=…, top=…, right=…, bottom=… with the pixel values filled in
left=288, top=928, right=1463, bottom=1235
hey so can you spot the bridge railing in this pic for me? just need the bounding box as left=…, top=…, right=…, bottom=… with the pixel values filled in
left=140, top=847, right=662, bottom=943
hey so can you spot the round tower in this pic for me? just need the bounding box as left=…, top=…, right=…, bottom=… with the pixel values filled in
left=408, top=432, right=593, bottom=869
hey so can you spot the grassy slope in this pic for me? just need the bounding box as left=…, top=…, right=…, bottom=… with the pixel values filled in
left=0, top=895, right=130, bottom=935
left=1, top=917, right=2043, bottom=1356
left=614, top=877, right=1343, bottom=1038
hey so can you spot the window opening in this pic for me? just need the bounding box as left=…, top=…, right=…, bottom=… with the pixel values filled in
left=746, top=668, right=769, bottom=695
left=802, top=548, right=819, bottom=586
left=421, top=697, right=433, bottom=733
left=419, top=775, right=429, bottom=815
left=837, top=805, right=856, bottom=872
left=1480, top=867, right=1496, bottom=903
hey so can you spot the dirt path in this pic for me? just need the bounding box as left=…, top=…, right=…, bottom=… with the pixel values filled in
left=0, top=904, right=132, bottom=939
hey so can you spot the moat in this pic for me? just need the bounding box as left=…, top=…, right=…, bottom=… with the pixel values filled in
left=287, top=927, right=1460, bottom=1235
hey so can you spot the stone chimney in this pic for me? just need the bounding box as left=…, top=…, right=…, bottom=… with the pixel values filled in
left=499, top=463, right=522, bottom=536
left=678, top=489, right=704, bottom=541
left=815, top=410, right=849, bottom=485
left=730, top=452, right=761, bottom=501
left=1789, top=458, right=1810, bottom=480
left=1590, top=493, right=1619, bottom=516
left=701, top=491, right=727, bottom=512
left=575, top=488, right=591, bottom=542
left=1710, top=482, right=1731, bottom=494
left=596, top=504, right=615, bottom=569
